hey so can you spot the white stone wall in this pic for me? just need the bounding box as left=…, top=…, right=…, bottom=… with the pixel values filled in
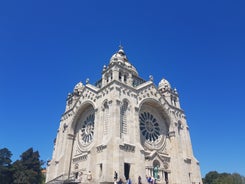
left=46, top=48, right=202, bottom=184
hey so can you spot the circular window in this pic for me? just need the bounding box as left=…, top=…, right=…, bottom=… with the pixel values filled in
left=80, top=113, right=94, bottom=144
left=76, top=108, right=95, bottom=149
left=139, top=112, right=160, bottom=142
left=139, top=104, right=169, bottom=150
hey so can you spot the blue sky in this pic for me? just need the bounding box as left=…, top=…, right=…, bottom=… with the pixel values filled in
left=0, top=0, right=245, bottom=177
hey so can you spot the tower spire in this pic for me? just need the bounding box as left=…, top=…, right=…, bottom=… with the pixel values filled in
left=119, top=41, right=123, bottom=50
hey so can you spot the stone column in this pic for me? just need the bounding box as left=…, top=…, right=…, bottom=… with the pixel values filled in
left=113, top=67, right=119, bottom=82
left=64, top=133, right=75, bottom=179
left=110, top=99, right=121, bottom=181
left=121, top=75, right=124, bottom=83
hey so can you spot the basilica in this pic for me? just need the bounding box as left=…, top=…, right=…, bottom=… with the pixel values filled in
left=46, top=47, right=202, bottom=184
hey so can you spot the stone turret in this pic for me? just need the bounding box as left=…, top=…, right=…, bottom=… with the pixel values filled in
left=158, top=77, right=181, bottom=108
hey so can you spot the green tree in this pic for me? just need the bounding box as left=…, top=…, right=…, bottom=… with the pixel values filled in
left=203, top=171, right=245, bottom=184
left=0, top=147, right=13, bottom=184
left=203, top=171, right=219, bottom=184
left=232, top=173, right=245, bottom=184
left=213, top=173, right=233, bottom=184
left=12, top=148, right=44, bottom=184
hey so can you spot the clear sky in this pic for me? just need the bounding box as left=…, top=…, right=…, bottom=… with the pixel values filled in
left=0, top=0, right=245, bottom=178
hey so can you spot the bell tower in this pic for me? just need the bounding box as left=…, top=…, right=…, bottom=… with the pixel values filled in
left=101, top=46, right=138, bottom=88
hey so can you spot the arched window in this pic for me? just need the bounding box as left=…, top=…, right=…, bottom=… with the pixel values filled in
left=120, top=100, right=128, bottom=136
left=124, top=74, right=127, bottom=83
left=177, top=120, right=183, bottom=135
left=119, top=72, right=122, bottom=81
left=103, top=101, right=109, bottom=135
left=110, top=72, right=113, bottom=80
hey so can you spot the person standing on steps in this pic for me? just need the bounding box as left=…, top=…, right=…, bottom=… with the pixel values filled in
left=126, top=177, right=132, bottom=184
left=138, top=176, right=142, bottom=184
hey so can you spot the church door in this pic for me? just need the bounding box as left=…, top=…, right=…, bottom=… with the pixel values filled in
left=124, top=163, right=130, bottom=180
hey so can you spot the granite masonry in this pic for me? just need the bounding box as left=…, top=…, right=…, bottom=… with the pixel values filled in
left=46, top=47, right=202, bottom=184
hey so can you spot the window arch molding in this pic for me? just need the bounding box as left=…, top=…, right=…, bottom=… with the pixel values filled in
left=102, top=100, right=110, bottom=135
left=120, top=99, right=130, bottom=136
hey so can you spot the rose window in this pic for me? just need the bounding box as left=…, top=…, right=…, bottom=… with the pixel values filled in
left=80, top=113, right=95, bottom=144
left=139, top=112, right=160, bottom=142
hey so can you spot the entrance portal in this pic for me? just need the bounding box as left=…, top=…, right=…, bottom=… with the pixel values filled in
left=124, top=163, right=130, bottom=180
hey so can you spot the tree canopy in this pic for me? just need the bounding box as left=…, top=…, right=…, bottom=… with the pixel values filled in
left=203, top=171, right=245, bottom=184
left=0, top=147, right=45, bottom=184
left=0, top=148, right=13, bottom=184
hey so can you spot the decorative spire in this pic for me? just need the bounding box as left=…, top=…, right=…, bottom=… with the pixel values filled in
left=119, top=40, right=123, bottom=48
left=118, top=43, right=125, bottom=56
left=119, top=42, right=123, bottom=50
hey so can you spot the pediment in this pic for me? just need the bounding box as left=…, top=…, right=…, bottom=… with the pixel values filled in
left=136, top=82, right=168, bottom=106
left=145, top=150, right=171, bottom=163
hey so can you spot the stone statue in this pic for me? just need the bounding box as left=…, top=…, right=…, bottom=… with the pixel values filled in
left=87, top=171, right=92, bottom=181
left=153, top=166, right=159, bottom=179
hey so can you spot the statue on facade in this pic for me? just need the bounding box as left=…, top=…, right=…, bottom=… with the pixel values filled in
left=153, top=166, right=159, bottom=180
left=87, top=171, right=92, bottom=181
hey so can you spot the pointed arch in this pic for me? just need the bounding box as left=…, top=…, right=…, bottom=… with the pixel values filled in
left=102, top=100, right=110, bottom=135
left=120, top=99, right=129, bottom=137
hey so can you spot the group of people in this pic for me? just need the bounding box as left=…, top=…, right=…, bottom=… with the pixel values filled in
left=114, top=171, right=157, bottom=184
left=114, top=177, right=136, bottom=184
left=74, top=170, right=92, bottom=183
left=114, top=171, right=134, bottom=184
left=146, top=175, right=157, bottom=184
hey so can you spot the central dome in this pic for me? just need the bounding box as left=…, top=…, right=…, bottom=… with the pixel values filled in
left=110, top=47, right=127, bottom=63
left=109, top=47, right=138, bottom=75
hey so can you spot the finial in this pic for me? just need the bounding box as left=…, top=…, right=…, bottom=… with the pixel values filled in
left=86, top=78, right=90, bottom=84
left=149, top=75, right=154, bottom=81
left=119, top=41, right=123, bottom=50
left=118, top=42, right=125, bottom=56
left=174, top=88, right=178, bottom=94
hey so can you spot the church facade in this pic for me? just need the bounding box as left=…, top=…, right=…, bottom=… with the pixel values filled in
left=46, top=47, right=202, bottom=184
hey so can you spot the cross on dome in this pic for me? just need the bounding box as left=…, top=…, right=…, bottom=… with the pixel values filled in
left=118, top=44, right=125, bottom=56
left=118, top=41, right=124, bottom=50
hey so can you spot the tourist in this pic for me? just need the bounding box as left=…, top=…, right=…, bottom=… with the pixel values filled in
left=126, top=178, right=132, bottom=184
left=114, top=171, right=118, bottom=180
left=138, top=176, right=142, bottom=184
left=147, top=176, right=152, bottom=184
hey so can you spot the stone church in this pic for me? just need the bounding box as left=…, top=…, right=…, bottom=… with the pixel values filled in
left=46, top=47, right=202, bottom=184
